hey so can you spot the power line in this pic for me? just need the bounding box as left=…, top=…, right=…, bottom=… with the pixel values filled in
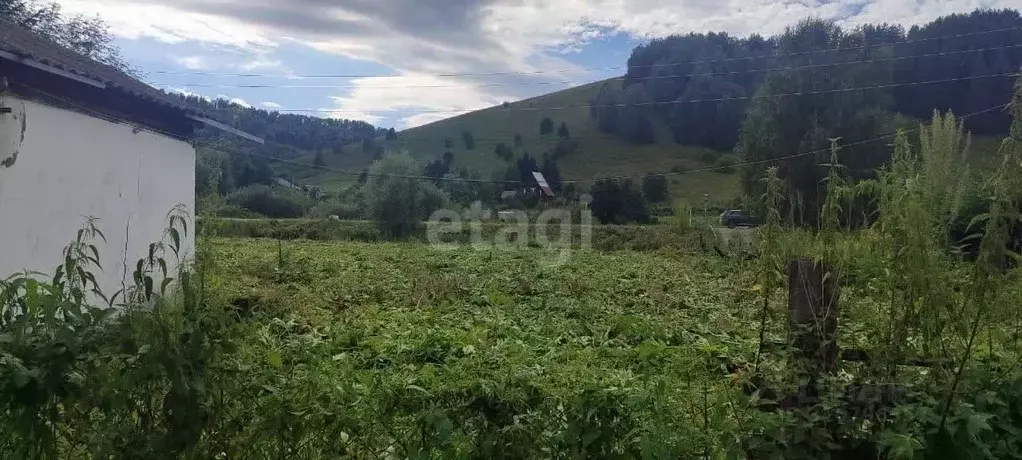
left=223, top=72, right=1018, bottom=114
left=18, top=82, right=523, bottom=184
left=17, top=83, right=1013, bottom=187
left=146, top=25, right=1022, bottom=80
left=218, top=100, right=1013, bottom=186
left=561, top=102, right=1010, bottom=184
left=156, top=43, right=1022, bottom=90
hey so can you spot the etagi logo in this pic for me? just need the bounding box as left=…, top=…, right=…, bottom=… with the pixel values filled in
left=426, top=197, right=593, bottom=266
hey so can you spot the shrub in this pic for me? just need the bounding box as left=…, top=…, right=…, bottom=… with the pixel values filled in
left=310, top=198, right=364, bottom=220
left=365, top=153, right=449, bottom=237
left=540, top=117, right=554, bottom=135
left=671, top=199, right=692, bottom=228
left=714, top=156, right=736, bottom=173
left=698, top=151, right=719, bottom=164
left=226, top=184, right=313, bottom=218
left=590, top=178, right=651, bottom=224
left=641, top=174, right=669, bottom=202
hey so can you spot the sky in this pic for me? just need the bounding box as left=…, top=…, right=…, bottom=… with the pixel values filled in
left=55, top=0, right=1021, bottom=130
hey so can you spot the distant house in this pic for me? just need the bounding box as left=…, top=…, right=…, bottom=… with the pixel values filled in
left=0, top=20, right=261, bottom=297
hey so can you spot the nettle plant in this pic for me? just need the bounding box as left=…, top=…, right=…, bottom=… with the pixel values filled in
left=0, top=206, right=215, bottom=459
left=747, top=90, right=1022, bottom=459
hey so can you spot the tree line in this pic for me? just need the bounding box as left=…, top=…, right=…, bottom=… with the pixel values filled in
left=592, top=9, right=1022, bottom=152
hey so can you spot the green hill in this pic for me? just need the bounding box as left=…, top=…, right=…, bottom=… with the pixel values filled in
left=282, top=79, right=741, bottom=207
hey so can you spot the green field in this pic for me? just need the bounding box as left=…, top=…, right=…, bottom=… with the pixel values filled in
left=282, top=79, right=742, bottom=207
left=204, top=237, right=762, bottom=456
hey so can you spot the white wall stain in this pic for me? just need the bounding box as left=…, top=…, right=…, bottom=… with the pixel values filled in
left=0, top=98, right=27, bottom=169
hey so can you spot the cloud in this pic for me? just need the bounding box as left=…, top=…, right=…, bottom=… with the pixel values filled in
left=328, top=73, right=509, bottom=128
left=173, top=55, right=208, bottom=70
left=238, top=57, right=284, bottom=71
left=164, top=86, right=209, bottom=100
left=56, top=0, right=274, bottom=50
left=58, top=0, right=1016, bottom=128
left=260, top=101, right=283, bottom=109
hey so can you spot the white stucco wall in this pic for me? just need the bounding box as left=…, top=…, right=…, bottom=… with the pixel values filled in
left=0, top=95, right=195, bottom=301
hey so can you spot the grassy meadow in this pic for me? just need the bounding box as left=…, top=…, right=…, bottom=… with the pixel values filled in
left=281, top=79, right=743, bottom=207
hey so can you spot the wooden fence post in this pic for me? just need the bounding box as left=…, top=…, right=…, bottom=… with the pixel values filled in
left=787, top=258, right=841, bottom=381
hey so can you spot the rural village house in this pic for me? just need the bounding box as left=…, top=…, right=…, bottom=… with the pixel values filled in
left=0, top=19, right=261, bottom=298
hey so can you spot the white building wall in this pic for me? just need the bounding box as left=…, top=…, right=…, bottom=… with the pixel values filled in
left=0, top=95, right=195, bottom=301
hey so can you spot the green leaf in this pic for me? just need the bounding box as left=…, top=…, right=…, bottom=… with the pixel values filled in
left=406, top=384, right=432, bottom=397
left=88, top=245, right=101, bottom=269
left=144, top=276, right=153, bottom=300
left=169, top=228, right=181, bottom=256
left=965, top=412, right=993, bottom=438
left=266, top=350, right=282, bottom=368
left=881, top=433, right=922, bottom=460
left=160, top=277, right=174, bottom=294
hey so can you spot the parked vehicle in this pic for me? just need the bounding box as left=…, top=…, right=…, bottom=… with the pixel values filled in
left=720, top=210, right=756, bottom=228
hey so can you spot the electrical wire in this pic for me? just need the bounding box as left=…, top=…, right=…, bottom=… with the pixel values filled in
left=145, top=25, right=1022, bottom=79
left=15, top=84, right=1013, bottom=186
left=560, top=102, right=1011, bottom=184
left=209, top=71, right=1019, bottom=114
left=158, top=43, right=1022, bottom=90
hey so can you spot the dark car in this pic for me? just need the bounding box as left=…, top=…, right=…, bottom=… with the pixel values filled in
left=720, top=210, right=755, bottom=228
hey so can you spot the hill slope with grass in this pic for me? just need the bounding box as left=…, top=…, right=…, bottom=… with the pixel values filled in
left=283, top=79, right=742, bottom=207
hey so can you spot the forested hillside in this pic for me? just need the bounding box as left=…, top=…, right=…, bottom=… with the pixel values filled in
left=176, top=92, right=383, bottom=197
left=596, top=9, right=1022, bottom=152
left=292, top=9, right=1020, bottom=218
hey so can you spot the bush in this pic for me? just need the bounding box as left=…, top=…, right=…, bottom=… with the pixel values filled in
left=714, top=156, right=736, bottom=174
left=671, top=199, right=692, bottom=228
left=590, top=178, right=651, bottom=225
left=698, top=151, right=719, bottom=164
left=365, top=153, right=449, bottom=237
left=540, top=117, right=554, bottom=135
left=310, top=198, right=364, bottom=220
left=641, top=174, right=669, bottom=202
left=226, top=185, right=313, bottom=218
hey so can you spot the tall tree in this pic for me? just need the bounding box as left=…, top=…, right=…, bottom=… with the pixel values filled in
left=894, top=9, right=1022, bottom=134
left=540, top=153, right=563, bottom=193
left=462, top=131, right=476, bottom=150
left=737, top=18, right=901, bottom=225
left=494, top=142, right=513, bottom=161
left=620, top=85, right=656, bottom=144
left=557, top=122, right=570, bottom=139
left=540, top=117, right=555, bottom=135
left=591, top=83, right=621, bottom=134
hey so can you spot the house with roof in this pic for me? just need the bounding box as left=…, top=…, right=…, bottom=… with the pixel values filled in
left=0, top=19, right=261, bottom=298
